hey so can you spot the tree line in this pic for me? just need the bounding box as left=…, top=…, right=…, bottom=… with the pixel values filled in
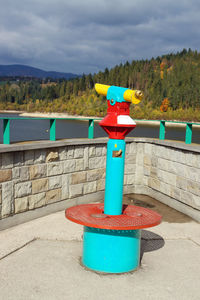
left=0, top=48, right=200, bottom=120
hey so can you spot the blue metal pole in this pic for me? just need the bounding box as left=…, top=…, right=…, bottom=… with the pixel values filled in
left=185, top=123, right=192, bottom=144
left=104, top=139, right=126, bottom=215
left=88, top=119, right=94, bottom=139
left=3, top=119, right=10, bottom=145
left=159, top=120, right=166, bottom=140
left=50, top=119, right=56, bottom=141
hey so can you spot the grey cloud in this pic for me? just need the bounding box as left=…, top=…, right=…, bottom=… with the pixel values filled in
left=0, top=0, right=200, bottom=73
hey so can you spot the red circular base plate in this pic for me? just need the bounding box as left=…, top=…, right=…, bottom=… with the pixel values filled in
left=65, top=203, right=162, bottom=230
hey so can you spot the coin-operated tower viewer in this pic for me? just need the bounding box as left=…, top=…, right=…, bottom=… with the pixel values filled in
left=95, top=84, right=143, bottom=216
left=66, top=84, right=162, bottom=273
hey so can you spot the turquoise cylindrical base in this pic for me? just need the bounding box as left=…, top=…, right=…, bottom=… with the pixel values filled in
left=82, top=226, right=141, bottom=273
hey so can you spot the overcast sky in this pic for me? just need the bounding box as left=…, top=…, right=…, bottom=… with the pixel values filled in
left=0, top=0, right=200, bottom=74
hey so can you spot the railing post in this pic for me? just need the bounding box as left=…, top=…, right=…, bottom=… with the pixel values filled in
left=159, top=121, right=165, bottom=140
left=3, top=119, right=10, bottom=144
left=50, top=119, right=56, bottom=141
left=88, top=119, right=94, bottom=139
left=185, top=123, right=192, bottom=144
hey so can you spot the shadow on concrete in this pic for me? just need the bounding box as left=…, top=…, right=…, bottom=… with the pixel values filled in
left=140, top=229, right=165, bottom=262
left=123, top=193, right=193, bottom=223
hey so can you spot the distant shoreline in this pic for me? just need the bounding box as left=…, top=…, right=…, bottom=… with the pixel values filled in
left=0, top=110, right=102, bottom=121
left=0, top=110, right=22, bottom=114
left=19, top=111, right=102, bottom=121
left=0, top=110, right=200, bottom=127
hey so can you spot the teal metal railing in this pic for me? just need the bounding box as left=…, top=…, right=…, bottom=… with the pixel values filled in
left=0, top=117, right=99, bottom=145
left=0, top=117, right=199, bottom=145
left=157, top=120, right=198, bottom=144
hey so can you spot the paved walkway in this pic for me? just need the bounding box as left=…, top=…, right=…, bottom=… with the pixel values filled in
left=0, top=198, right=200, bottom=300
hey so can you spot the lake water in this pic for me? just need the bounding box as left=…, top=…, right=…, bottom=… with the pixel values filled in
left=0, top=113, right=200, bottom=144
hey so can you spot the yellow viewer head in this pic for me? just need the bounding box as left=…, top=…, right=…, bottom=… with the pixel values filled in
left=95, top=83, right=143, bottom=104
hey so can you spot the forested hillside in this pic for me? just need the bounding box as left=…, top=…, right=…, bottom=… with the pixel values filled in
left=0, top=49, right=200, bottom=121
left=0, top=64, right=79, bottom=79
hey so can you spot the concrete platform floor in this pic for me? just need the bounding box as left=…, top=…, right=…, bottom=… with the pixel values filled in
left=0, top=194, right=200, bottom=300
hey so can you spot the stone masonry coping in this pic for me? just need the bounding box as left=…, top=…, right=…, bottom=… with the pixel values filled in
left=0, top=137, right=200, bottom=154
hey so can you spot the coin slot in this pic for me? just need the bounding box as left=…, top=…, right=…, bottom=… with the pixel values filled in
left=112, top=149, right=122, bottom=157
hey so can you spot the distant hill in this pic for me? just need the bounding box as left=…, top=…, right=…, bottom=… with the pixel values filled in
left=0, top=64, right=79, bottom=79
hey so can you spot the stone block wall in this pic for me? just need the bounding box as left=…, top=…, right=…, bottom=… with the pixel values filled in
left=131, top=140, right=200, bottom=221
left=0, top=137, right=200, bottom=227
left=0, top=139, right=136, bottom=223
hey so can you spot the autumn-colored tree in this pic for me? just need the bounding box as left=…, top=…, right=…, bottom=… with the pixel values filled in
left=160, top=61, right=166, bottom=70
left=160, top=98, right=170, bottom=112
